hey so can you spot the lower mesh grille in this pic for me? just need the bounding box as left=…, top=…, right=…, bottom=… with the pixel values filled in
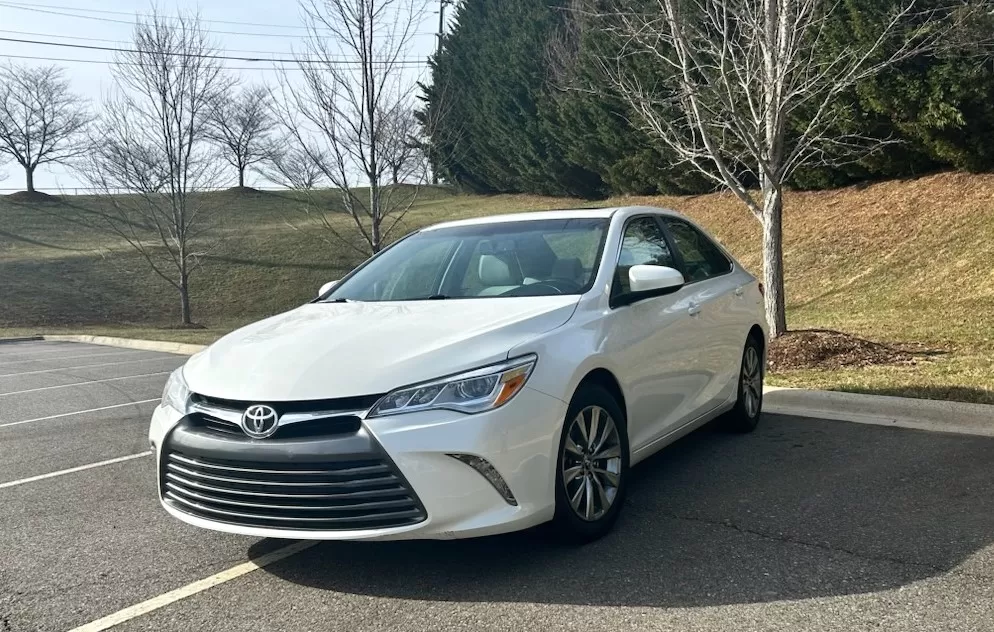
left=162, top=451, right=425, bottom=531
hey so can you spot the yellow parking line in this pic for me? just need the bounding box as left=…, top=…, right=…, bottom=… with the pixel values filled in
left=67, top=540, right=317, bottom=632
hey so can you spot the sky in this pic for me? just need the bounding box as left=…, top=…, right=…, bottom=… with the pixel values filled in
left=0, top=0, right=444, bottom=191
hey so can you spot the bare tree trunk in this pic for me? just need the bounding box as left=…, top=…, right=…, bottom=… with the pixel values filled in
left=25, top=165, right=34, bottom=192
left=391, top=165, right=399, bottom=185
left=237, top=166, right=245, bottom=188
left=179, top=269, right=193, bottom=325
left=762, top=186, right=787, bottom=338
left=179, top=280, right=192, bottom=325
left=369, top=184, right=382, bottom=252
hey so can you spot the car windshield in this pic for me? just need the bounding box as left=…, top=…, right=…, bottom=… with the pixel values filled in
left=323, top=218, right=609, bottom=301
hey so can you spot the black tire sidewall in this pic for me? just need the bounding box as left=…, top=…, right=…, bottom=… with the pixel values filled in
left=726, top=336, right=764, bottom=432
left=553, top=384, right=630, bottom=541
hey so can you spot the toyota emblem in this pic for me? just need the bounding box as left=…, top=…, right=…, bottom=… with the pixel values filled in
left=241, top=404, right=279, bottom=439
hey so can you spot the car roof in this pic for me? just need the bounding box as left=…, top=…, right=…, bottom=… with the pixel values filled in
left=423, top=206, right=682, bottom=231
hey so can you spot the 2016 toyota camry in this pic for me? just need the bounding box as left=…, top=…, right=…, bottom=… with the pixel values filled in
left=150, top=207, right=767, bottom=542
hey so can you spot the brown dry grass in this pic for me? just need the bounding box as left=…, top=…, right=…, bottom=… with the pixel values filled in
left=2, top=172, right=993, bottom=403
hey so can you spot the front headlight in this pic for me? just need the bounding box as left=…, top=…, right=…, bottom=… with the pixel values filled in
left=369, top=355, right=537, bottom=417
left=161, top=367, right=191, bottom=413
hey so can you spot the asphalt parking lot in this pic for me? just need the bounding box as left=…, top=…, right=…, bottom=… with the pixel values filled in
left=2, top=339, right=993, bottom=632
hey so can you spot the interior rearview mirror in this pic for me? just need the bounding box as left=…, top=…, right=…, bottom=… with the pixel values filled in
left=318, top=280, right=340, bottom=297
left=628, top=265, right=684, bottom=294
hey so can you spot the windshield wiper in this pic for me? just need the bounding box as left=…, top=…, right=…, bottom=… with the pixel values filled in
left=325, top=298, right=353, bottom=303
left=426, top=294, right=450, bottom=300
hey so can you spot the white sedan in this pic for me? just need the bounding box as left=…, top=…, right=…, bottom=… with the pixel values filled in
left=150, top=207, right=767, bottom=542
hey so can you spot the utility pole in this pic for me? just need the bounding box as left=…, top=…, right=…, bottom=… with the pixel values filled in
left=436, top=0, right=451, bottom=59
left=431, top=0, right=452, bottom=186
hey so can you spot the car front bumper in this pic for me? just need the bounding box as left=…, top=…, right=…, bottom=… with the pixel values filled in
left=149, top=386, right=568, bottom=540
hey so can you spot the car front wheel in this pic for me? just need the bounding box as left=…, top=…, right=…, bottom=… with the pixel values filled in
left=553, top=384, right=629, bottom=542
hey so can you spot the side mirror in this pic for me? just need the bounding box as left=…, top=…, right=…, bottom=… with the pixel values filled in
left=629, top=265, right=684, bottom=293
left=318, top=280, right=340, bottom=297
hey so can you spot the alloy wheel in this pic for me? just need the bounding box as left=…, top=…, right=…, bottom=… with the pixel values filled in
left=741, top=345, right=763, bottom=418
left=561, top=405, right=622, bottom=522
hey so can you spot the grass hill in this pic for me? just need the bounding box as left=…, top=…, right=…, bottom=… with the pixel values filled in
left=1, top=173, right=992, bottom=403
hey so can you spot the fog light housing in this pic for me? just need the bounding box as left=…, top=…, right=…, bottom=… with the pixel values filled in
left=448, top=454, right=517, bottom=506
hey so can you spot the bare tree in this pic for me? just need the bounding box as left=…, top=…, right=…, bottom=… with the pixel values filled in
left=0, top=63, right=92, bottom=194
left=206, top=84, right=275, bottom=189
left=273, top=0, right=430, bottom=254
left=259, top=140, right=326, bottom=190
left=379, top=103, right=425, bottom=185
left=574, top=0, right=965, bottom=337
left=76, top=11, right=232, bottom=325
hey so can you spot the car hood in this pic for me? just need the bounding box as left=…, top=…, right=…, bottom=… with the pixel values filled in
left=183, top=297, right=579, bottom=401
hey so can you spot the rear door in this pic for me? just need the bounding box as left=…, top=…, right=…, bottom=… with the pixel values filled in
left=659, top=216, right=741, bottom=411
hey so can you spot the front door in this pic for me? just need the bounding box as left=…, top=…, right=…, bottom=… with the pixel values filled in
left=600, top=216, right=704, bottom=453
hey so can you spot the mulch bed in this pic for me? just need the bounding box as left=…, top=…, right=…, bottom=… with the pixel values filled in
left=768, top=329, right=937, bottom=371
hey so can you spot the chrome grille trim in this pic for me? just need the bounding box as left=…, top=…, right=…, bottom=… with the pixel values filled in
left=164, top=472, right=407, bottom=500
left=166, top=462, right=397, bottom=488
left=190, top=401, right=370, bottom=427
left=168, top=453, right=389, bottom=477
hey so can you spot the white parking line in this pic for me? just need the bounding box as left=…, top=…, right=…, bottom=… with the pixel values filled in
left=0, top=398, right=160, bottom=429
left=0, top=357, right=182, bottom=378
left=0, top=350, right=159, bottom=367
left=0, top=371, right=171, bottom=396
left=0, top=452, right=152, bottom=490
left=0, top=345, right=104, bottom=358
left=67, top=540, right=317, bottom=632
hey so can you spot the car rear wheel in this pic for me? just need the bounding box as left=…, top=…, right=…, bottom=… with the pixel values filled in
left=722, top=335, right=764, bottom=433
left=553, top=384, right=629, bottom=543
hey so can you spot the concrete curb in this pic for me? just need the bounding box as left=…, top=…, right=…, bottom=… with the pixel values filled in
left=764, top=386, right=994, bottom=438
left=43, top=334, right=206, bottom=356
left=36, top=335, right=994, bottom=437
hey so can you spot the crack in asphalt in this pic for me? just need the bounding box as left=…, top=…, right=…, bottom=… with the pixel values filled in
left=647, top=509, right=993, bottom=583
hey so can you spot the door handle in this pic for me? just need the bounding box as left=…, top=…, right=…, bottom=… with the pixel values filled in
left=688, top=302, right=701, bottom=317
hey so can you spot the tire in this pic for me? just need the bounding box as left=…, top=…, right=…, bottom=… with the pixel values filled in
left=552, top=383, right=630, bottom=543
left=722, top=335, right=765, bottom=433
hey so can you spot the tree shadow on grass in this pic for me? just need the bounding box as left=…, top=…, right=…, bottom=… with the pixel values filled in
left=253, top=414, right=994, bottom=608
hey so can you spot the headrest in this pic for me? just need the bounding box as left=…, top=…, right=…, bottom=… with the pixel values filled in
left=479, top=254, right=516, bottom=286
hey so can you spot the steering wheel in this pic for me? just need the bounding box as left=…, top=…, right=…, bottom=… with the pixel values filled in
left=500, top=279, right=582, bottom=296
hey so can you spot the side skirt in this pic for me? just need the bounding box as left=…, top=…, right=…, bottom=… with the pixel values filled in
left=630, top=401, right=734, bottom=466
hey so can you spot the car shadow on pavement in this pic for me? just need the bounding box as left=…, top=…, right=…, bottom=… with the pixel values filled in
left=253, top=414, right=994, bottom=607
